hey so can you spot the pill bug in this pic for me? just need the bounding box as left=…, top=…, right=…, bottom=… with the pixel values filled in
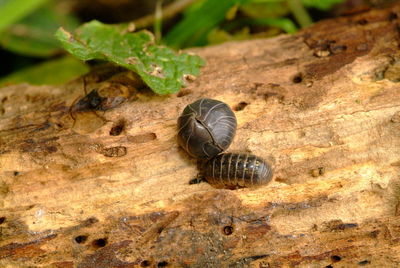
left=177, top=98, right=237, bottom=159
left=202, top=153, right=273, bottom=188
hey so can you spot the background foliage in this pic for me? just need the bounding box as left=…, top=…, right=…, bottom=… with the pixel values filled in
left=0, top=0, right=348, bottom=88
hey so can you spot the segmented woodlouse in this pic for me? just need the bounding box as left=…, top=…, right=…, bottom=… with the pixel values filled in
left=177, top=98, right=237, bottom=159
left=202, top=153, right=273, bottom=188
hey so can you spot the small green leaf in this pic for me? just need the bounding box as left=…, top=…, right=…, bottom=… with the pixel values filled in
left=0, top=56, right=89, bottom=86
left=56, top=20, right=205, bottom=95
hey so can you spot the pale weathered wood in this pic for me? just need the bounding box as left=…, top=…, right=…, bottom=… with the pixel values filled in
left=0, top=3, right=400, bottom=268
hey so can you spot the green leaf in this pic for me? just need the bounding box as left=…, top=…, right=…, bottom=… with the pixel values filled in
left=0, top=0, right=49, bottom=32
left=0, top=56, right=89, bottom=86
left=301, top=0, right=344, bottom=11
left=164, top=0, right=249, bottom=48
left=0, top=4, right=79, bottom=57
left=55, top=20, right=205, bottom=95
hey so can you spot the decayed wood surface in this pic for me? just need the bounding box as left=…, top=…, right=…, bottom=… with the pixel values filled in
left=1, top=4, right=400, bottom=268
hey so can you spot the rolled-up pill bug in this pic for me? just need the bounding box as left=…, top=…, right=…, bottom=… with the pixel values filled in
left=202, top=153, right=273, bottom=188
left=177, top=98, right=237, bottom=159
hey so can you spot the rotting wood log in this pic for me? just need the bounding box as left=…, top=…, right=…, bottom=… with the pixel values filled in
left=1, top=3, right=400, bottom=268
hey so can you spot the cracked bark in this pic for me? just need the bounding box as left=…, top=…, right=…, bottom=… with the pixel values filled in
left=0, top=3, right=400, bottom=268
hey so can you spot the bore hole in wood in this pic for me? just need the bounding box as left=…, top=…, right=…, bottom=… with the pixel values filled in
left=358, top=260, right=370, bottom=266
left=74, top=235, right=88, bottom=244
left=110, top=120, right=125, bottom=136
left=330, top=45, right=347, bottom=53
left=292, top=73, right=303, bottom=83
left=141, top=260, right=151, bottom=267
left=0, top=217, right=5, bottom=224
left=331, top=255, right=341, bottom=262
left=357, top=18, right=368, bottom=25
left=389, top=12, right=398, bottom=21
left=157, top=261, right=168, bottom=267
left=325, top=265, right=333, bottom=268
left=177, top=89, right=192, bottom=97
left=92, top=238, right=107, bottom=248
left=13, top=171, right=20, bottom=176
left=233, top=102, right=248, bottom=111
left=223, top=225, right=234, bottom=235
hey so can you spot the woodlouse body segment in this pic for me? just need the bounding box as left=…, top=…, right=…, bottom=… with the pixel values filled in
left=177, top=98, right=237, bottom=159
left=203, top=153, right=273, bottom=188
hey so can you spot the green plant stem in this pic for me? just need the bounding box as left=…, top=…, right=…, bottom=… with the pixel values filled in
left=154, top=0, right=163, bottom=44
left=134, top=0, right=196, bottom=29
left=287, top=0, right=312, bottom=28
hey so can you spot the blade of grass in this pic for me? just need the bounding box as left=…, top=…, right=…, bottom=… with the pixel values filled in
left=301, top=0, right=344, bottom=11
left=287, top=0, right=312, bottom=28
left=133, top=0, right=197, bottom=29
left=251, top=17, right=297, bottom=33
left=0, top=0, right=49, bottom=32
left=164, top=0, right=246, bottom=48
left=154, top=0, right=163, bottom=43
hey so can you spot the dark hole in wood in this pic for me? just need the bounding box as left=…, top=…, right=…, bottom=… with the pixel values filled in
left=325, top=265, right=333, bottom=268
left=223, top=225, right=234, bottom=235
left=74, top=235, right=88, bottom=244
left=110, top=124, right=124, bottom=136
left=13, top=171, right=20, bottom=176
left=141, top=260, right=151, bottom=267
left=292, top=74, right=303, bottom=83
left=92, top=238, right=107, bottom=248
left=357, top=18, right=368, bottom=25
left=331, top=255, right=341, bottom=262
left=86, top=217, right=99, bottom=224
left=389, top=12, right=398, bottom=21
left=0, top=217, right=6, bottom=224
left=358, top=260, right=370, bottom=266
left=330, top=45, right=347, bottom=53
left=177, top=89, right=192, bottom=97
left=369, top=230, right=379, bottom=238
left=233, top=102, right=248, bottom=111
left=157, top=261, right=168, bottom=267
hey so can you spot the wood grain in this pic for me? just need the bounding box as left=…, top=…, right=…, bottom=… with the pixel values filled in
left=0, top=3, right=400, bottom=267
